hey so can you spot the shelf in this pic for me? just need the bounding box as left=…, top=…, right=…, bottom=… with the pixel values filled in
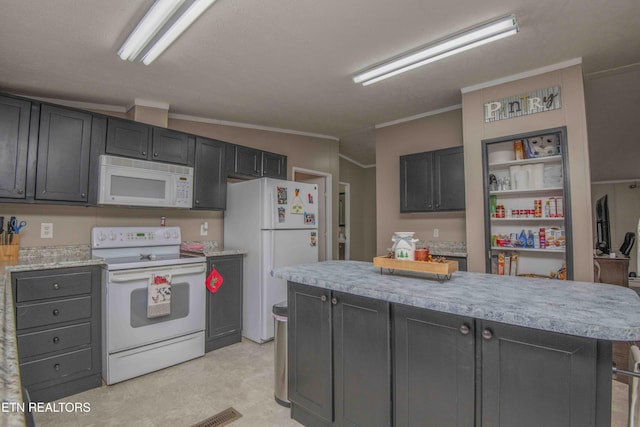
left=488, top=155, right=562, bottom=169
left=491, top=217, right=565, bottom=222
left=489, top=187, right=563, bottom=197
left=491, top=246, right=566, bottom=254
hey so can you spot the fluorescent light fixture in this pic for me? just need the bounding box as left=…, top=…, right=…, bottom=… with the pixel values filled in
left=353, top=15, right=519, bottom=85
left=118, top=0, right=216, bottom=65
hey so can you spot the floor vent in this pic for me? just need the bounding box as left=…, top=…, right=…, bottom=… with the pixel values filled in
left=192, top=407, right=242, bottom=427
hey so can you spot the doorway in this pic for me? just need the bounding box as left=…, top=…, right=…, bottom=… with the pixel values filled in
left=292, top=167, right=332, bottom=261
left=339, top=182, right=350, bottom=260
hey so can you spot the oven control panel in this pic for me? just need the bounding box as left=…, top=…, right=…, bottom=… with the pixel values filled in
left=91, top=226, right=181, bottom=248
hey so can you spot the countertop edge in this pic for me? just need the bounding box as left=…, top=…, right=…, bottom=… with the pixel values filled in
left=275, top=261, right=640, bottom=342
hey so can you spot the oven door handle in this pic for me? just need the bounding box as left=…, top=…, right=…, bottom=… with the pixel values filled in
left=109, top=264, right=206, bottom=283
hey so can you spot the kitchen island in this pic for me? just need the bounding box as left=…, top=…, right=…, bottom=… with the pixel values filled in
left=274, top=260, right=640, bottom=427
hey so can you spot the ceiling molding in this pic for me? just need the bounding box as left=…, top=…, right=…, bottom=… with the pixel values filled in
left=129, top=98, right=171, bottom=110
left=460, top=57, right=583, bottom=94
left=339, top=153, right=376, bottom=169
left=584, top=62, right=640, bottom=81
left=375, top=104, right=462, bottom=129
left=168, top=113, right=339, bottom=141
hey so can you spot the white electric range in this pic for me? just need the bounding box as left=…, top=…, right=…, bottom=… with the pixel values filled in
left=91, top=226, right=206, bottom=385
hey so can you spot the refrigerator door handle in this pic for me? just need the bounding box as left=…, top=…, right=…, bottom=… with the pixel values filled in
left=270, top=230, right=276, bottom=276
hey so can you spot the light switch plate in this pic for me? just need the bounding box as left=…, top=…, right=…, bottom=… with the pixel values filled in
left=41, top=223, right=53, bottom=239
left=200, top=222, right=208, bottom=236
left=433, top=228, right=439, bottom=238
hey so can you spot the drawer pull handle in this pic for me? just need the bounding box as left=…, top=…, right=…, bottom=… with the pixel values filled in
left=53, top=336, right=60, bottom=344
left=54, top=363, right=60, bottom=371
left=331, top=297, right=338, bottom=305
left=52, top=309, right=60, bottom=316
left=142, top=151, right=147, bottom=156
left=53, top=283, right=60, bottom=290
left=320, top=295, right=327, bottom=302
left=482, top=328, right=493, bottom=340
left=459, top=324, right=471, bottom=335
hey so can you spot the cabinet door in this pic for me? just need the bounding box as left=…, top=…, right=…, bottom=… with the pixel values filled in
left=394, top=304, right=475, bottom=427
left=261, top=151, right=287, bottom=179
left=333, top=291, right=390, bottom=427
left=288, top=282, right=333, bottom=422
left=193, top=137, right=227, bottom=210
left=234, top=145, right=262, bottom=177
left=0, top=96, right=31, bottom=199
left=152, top=128, right=194, bottom=165
left=205, top=256, right=242, bottom=347
left=434, top=146, right=465, bottom=211
left=36, top=105, right=91, bottom=202
left=400, top=152, right=433, bottom=212
left=481, top=321, right=600, bottom=427
left=106, top=118, right=150, bottom=160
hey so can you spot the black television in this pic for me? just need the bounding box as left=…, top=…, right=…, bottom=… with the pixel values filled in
left=596, top=195, right=611, bottom=255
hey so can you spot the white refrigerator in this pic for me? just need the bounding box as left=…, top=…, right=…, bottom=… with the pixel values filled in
left=224, top=178, right=319, bottom=343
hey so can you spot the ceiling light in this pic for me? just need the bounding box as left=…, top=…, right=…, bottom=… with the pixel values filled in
left=118, top=0, right=216, bottom=65
left=353, top=15, right=519, bottom=86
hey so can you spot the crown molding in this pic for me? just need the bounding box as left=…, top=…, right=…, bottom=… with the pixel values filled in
left=460, top=57, right=583, bottom=94
left=127, top=99, right=171, bottom=110
left=339, top=153, right=376, bottom=169
left=169, top=113, right=339, bottom=141
left=12, top=94, right=128, bottom=113
left=375, top=104, right=462, bottom=129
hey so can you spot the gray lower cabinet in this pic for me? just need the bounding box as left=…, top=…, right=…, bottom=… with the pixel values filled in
left=394, top=304, right=475, bottom=427
left=288, top=282, right=391, bottom=427
left=0, top=95, right=31, bottom=199
left=480, top=320, right=610, bottom=427
left=205, top=255, right=243, bottom=352
left=12, top=266, right=102, bottom=402
left=36, top=105, right=93, bottom=202
left=289, top=283, right=612, bottom=427
left=193, top=137, right=227, bottom=210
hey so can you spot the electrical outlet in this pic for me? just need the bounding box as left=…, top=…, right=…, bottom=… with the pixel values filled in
left=433, top=228, right=439, bottom=238
left=200, top=221, right=209, bottom=236
left=41, top=223, right=53, bottom=239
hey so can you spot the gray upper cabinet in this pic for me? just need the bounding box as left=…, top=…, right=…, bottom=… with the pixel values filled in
left=0, top=95, right=31, bottom=199
left=400, top=151, right=433, bottom=212
left=193, top=137, right=226, bottom=210
left=106, top=118, right=193, bottom=166
left=36, top=105, right=92, bottom=203
left=400, top=146, right=465, bottom=212
left=227, top=144, right=287, bottom=179
left=152, top=128, right=194, bottom=166
left=434, top=146, right=465, bottom=211
left=105, top=118, right=150, bottom=160
left=261, top=150, right=287, bottom=179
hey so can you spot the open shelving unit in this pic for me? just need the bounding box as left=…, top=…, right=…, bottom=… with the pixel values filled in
left=482, top=127, right=573, bottom=280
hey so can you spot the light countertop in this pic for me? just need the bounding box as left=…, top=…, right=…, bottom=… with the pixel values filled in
left=275, top=260, right=640, bottom=342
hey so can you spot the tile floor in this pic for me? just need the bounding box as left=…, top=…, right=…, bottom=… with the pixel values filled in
left=34, top=339, right=631, bottom=426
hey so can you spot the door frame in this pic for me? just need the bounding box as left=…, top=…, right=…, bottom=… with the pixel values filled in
left=292, top=167, right=333, bottom=261
left=339, top=181, right=351, bottom=260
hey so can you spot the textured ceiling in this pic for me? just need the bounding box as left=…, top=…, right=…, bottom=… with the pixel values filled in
left=0, top=0, right=639, bottom=167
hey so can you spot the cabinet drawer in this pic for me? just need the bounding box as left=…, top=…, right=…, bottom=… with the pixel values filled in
left=17, top=323, right=91, bottom=359
left=20, top=347, right=93, bottom=386
left=16, top=271, right=92, bottom=302
left=16, top=296, right=92, bottom=330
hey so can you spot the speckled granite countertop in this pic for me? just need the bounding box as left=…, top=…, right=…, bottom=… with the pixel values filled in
left=1, top=246, right=105, bottom=427
left=422, top=241, right=467, bottom=257
left=181, top=240, right=247, bottom=257
left=274, top=260, right=640, bottom=341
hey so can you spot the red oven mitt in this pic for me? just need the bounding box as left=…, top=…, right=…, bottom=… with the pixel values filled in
left=205, top=268, right=224, bottom=293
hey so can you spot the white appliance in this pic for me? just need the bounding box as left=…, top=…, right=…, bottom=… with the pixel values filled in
left=91, top=226, right=206, bottom=385
left=97, top=154, right=193, bottom=208
left=225, top=178, right=319, bottom=343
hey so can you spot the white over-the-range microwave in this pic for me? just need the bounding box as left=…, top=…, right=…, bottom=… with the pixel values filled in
left=98, top=154, right=193, bottom=208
